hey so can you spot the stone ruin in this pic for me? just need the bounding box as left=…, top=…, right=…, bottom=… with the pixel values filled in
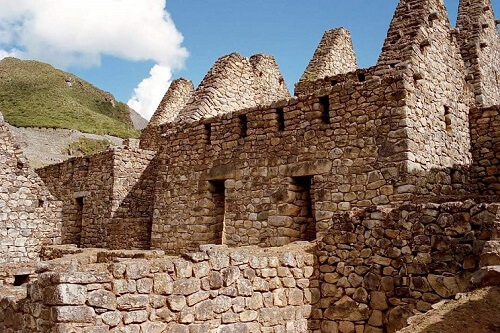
left=1, top=0, right=499, bottom=332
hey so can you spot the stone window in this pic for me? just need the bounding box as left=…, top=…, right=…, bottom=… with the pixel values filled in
left=358, top=73, right=366, bottom=82
left=319, top=96, right=330, bottom=124
left=239, top=115, right=248, bottom=138
left=276, top=108, right=285, bottom=131
left=14, top=274, right=29, bottom=286
left=444, top=106, right=452, bottom=131
left=38, top=199, right=44, bottom=208
left=291, top=176, right=316, bottom=241
left=331, top=79, right=339, bottom=86
left=204, top=123, right=212, bottom=144
left=208, top=180, right=226, bottom=245
left=420, top=39, right=431, bottom=54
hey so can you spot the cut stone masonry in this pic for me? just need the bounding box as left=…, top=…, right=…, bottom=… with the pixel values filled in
left=1, top=0, right=499, bottom=332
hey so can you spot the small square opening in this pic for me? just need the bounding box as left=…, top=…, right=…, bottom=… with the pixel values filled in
left=357, top=73, right=366, bottom=82
left=14, top=274, right=30, bottom=286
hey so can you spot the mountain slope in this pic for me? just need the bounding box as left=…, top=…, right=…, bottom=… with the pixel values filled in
left=0, top=57, right=140, bottom=138
left=130, top=107, right=148, bottom=130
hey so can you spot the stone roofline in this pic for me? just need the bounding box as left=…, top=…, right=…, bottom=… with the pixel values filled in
left=37, top=144, right=156, bottom=174
left=158, top=64, right=401, bottom=139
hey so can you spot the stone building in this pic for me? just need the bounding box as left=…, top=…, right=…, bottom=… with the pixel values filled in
left=1, top=0, right=499, bottom=332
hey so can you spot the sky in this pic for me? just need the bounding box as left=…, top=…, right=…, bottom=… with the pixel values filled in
left=0, top=0, right=498, bottom=120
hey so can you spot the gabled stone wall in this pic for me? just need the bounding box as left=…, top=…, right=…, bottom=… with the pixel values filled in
left=139, top=78, right=194, bottom=151
left=0, top=112, right=62, bottom=264
left=295, top=28, right=358, bottom=96
left=457, top=0, right=500, bottom=108
left=176, top=53, right=290, bottom=124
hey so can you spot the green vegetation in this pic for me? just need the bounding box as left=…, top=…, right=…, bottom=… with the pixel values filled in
left=63, top=138, right=111, bottom=157
left=0, top=57, right=139, bottom=138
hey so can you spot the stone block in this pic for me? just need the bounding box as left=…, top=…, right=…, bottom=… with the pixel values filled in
left=51, top=306, right=96, bottom=323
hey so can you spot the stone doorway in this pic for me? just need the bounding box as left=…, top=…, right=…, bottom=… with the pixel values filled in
left=74, top=196, right=84, bottom=247
left=209, top=180, right=226, bottom=244
left=291, top=176, right=316, bottom=241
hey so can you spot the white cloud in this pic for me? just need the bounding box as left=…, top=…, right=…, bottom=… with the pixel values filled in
left=0, top=0, right=188, bottom=120
left=128, top=64, right=172, bottom=120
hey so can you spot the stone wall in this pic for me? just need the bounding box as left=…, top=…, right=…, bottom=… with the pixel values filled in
left=470, top=105, right=500, bottom=195
left=37, top=150, right=115, bottom=247
left=457, top=0, right=500, bottom=108
left=0, top=244, right=316, bottom=333
left=109, top=150, right=157, bottom=250
left=1, top=199, right=497, bottom=332
left=0, top=112, right=62, bottom=264
left=176, top=53, right=290, bottom=124
left=37, top=146, right=155, bottom=249
left=315, top=200, right=499, bottom=333
left=380, top=0, right=473, bottom=172
left=295, top=28, right=358, bottom=96
left=152, top=71, right=446, bottom=254
left=139, top=78, right=194, bottom=151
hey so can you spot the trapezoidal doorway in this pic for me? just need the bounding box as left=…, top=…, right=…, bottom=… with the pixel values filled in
left=208, top=180, right=226, bottom=245
left=291, top=176, right=316, bottom=241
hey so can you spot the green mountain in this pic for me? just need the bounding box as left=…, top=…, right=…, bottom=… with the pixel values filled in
left=0, top=57, right=140, bottom=138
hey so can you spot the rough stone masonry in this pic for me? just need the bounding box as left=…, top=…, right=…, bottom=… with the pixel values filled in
left=1, top=0, right=500, bottom=332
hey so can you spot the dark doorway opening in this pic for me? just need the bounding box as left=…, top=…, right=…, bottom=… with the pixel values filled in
left=319, top=96, right=330, bottom=124
left=209, top=180, right=226, bottom=244
left=292, top=176, right=316, bottom=241
left=14, top=274, right=30, bottom=286
left=74, top=196, right=84, bottom=247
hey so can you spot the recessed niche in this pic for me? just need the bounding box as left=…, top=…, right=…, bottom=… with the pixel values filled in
left=276, top=108, right=285, bottom=131
left=204, top=123, right=212, bottom=144
left=420, top=40, right=431, bottom=54
left=319, top=96, right=330, bottom=124
left=444, top=106, right=452, bottom=131
left=14, top=274, right=30, bottom=286
left=238, top=115, right=248, bottom=138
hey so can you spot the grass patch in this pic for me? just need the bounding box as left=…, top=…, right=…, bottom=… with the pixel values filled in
left=63, top=138, right=111, bottom=157
left=0, top=57, right=140, bottom=138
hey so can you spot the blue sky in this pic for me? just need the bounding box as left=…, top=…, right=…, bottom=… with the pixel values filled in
left=1, top=0, right=498, bottom=119
left=72, top=0, right=498, bottom=104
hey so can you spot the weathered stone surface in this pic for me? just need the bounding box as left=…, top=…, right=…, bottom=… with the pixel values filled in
left=117, top=294, right=149, bottom=310
left=88, top=289, right=116, bottom=310
left=51, top=306, right=96, bottom=323
left=101, top=310, right=122, bottom=326
left=324, top=296, right=370, bottom=321
left=44, top=284, right=87, bottom=305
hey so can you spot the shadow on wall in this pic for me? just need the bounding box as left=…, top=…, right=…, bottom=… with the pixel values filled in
left=108, top=155, right=159, bottom=250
